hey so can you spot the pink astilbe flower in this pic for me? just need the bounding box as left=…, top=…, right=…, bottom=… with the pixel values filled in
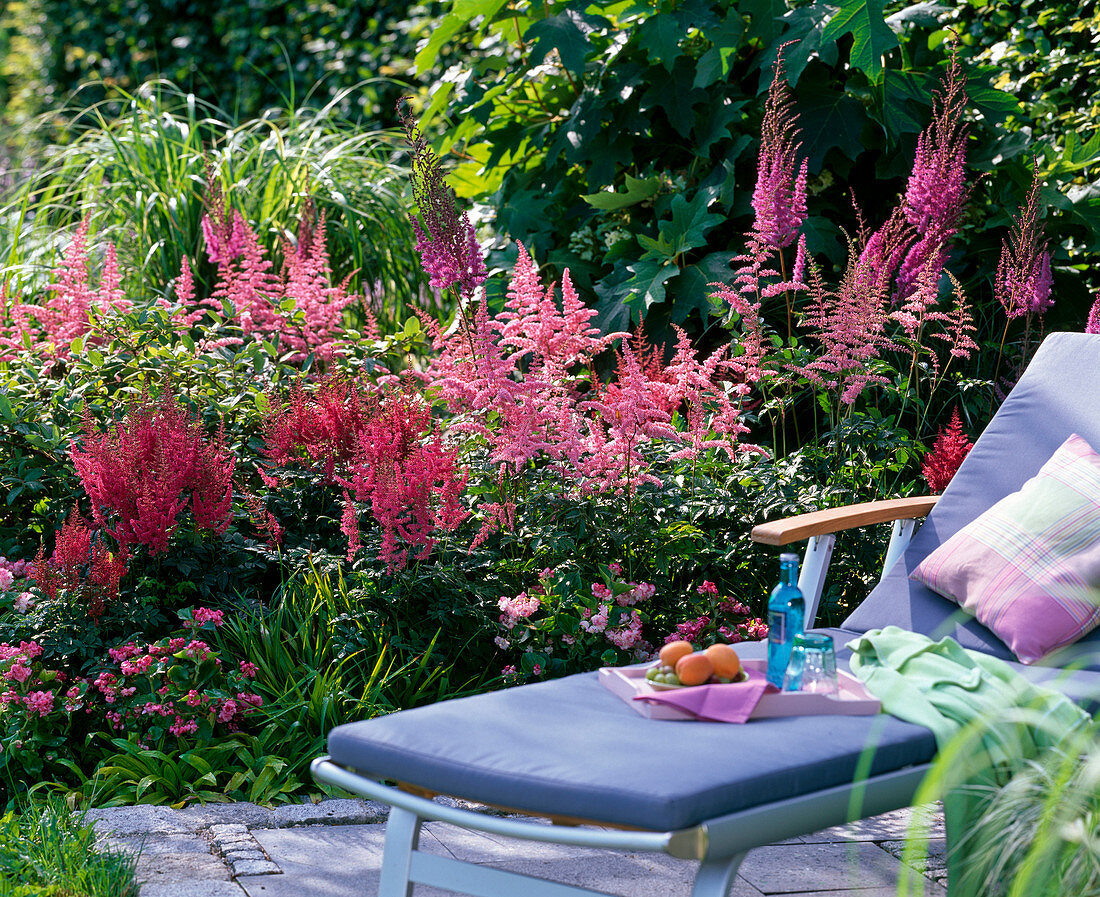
left=201, top=185, right=247, bottom=266
left=1086, top=292, right=1100, bottom=335
left=399, top=102, right=488, bottom=301
left=893, top=54, right=971, bottom=301
left=17, top=221, right=134, bottom=354
left=995, top=163, right=1054, bottom=319
left=927, top=274, right=978, bottom=360
left=751, top=46, right=808, bottom=252
left=797, top=247, right=897, bottom=405
left=71, top=393, right=236, bottom=553
left=922, top=407, right=973, bottom=493
left=202, top=200, right=361, bottom=363
left=729, top=45, right=809, bottom=308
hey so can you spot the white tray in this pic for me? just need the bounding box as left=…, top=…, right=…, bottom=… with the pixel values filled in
left=598, top=658, right=881, bottom=721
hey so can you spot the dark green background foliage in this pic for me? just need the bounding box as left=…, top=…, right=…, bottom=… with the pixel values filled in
left=414, top=0, right=1100, bottom=348
left=0, top=0, right=438, bottom=126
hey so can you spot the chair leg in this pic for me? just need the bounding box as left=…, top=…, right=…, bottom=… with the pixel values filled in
left=691, top=851, right=747, bottom=897
left=378, top=806, right=423, bottom=897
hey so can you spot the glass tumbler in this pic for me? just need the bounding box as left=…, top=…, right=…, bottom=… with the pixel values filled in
left=782, top=633, right=838, bottom=695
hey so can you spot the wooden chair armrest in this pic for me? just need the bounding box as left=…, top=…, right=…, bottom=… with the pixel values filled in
left=750, top=496, right=939, bottom=546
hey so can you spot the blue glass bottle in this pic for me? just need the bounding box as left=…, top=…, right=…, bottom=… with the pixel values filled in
left=766, top=552, right=806, bottom=688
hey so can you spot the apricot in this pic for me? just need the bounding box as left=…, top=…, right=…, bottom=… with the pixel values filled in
left=704, top=643, right=742, bottom=680
left=675, top=651, right=715, bottom=686
left=659, top=640, right=694, bottom=668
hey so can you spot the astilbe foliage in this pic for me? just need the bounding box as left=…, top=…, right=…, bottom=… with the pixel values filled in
left=995, top=163, right=1054, bottom=319
left=31, top=512, right=128, bottom=619
left=398, top=101, right=487, bottom=302
left=921, top=408, right=973, bottom=493
left=71, top=394, right=235, bottom=554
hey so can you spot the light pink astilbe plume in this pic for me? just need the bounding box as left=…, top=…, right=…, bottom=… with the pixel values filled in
left=797, top=249, right=897, bottom=405
left=927, top=274, right=978, bottom=360
left=995, top=163, right=1054, bottom=319
left=201, top=204, right=361, bottom=363
left=17, top=221, right=134, bottom=354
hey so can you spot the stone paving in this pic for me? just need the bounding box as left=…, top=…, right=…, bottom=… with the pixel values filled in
left=90, top=798, right=948, bottom=897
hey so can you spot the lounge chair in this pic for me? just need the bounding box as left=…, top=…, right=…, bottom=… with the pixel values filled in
left=312, top=331, right=1100, bottom=897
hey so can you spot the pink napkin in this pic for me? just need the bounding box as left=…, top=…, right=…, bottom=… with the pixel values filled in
left=632, top=667, right=775, bottom=723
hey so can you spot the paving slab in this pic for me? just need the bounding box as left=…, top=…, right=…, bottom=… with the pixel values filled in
left=140, top=882, right=245, bottom=897
left=806, top=804, right=945, bottom=843
left=881, top=836, right=949, bottom=884
left=272, top=798, right=387, bottom=828
left=737, top=841, right=902, bottom=893
left=177, top=803, right=276, bottom=830
left=88, top=805, right=195, bottom=836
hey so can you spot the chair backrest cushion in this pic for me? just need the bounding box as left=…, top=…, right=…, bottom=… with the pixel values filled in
left=844, top=332, right=1100, bottom=672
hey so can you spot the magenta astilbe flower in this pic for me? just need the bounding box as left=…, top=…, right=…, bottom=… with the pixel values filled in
left=922, top=407, right=973, bottom=493
left=398, top=102, right=488, bottom=301
left=995, top=163, right=1054, bottom=319
left=752, top=46, right=808, bottom=251
left=71, top=394, right=236, bottom=553
left=1086, top=293, right=1100, bottom=335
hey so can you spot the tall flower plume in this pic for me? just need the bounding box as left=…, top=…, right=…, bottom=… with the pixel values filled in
left=995, top=162, right=1054, bottom=319
left=1087, top=292, right=1100, bottom=335
left=866, top=52, right=971, bottom=302
left=751, top=46, right=808, bottom=252
left=398, top=100, right=488, bottom=301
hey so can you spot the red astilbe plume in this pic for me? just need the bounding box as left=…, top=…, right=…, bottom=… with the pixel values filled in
left=262, top=375, right=368, bottom=477
left=71, top=394, right=236, bottom=553
left=31, top=512, right=129, bottom=619
left=995, top=162, right=1054, bottom=319
left=922, top=408, right=973, bottom=493
left=398, top=101, right=488, bottom=302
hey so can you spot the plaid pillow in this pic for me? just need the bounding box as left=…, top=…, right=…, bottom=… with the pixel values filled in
left=911, top=433, right=1100, bottom=663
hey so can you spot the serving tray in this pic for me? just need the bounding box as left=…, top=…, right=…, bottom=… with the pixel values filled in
left=598, top=658, right=881, bottom=721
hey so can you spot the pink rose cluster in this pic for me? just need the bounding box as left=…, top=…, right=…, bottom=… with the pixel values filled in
left=664, top=584, right=768, bottom=646
left=0, top=556, right=35, bottom=613
left=1, top=641, right=62, bottom=718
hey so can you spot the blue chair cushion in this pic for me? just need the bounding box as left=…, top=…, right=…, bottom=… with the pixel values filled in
left=328, top=632, right=937, bottom=831
left=845, top=333, right=1100, bottom=672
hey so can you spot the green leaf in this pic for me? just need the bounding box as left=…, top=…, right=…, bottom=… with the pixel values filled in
left=651, top=188, right=723, bottom=260
left=637, top=13, right=683, bottom=73
left=581, top=175, right=661, bottom=210
left=414, top=0, right=508, bottom=73
left=692, top=18, right=744, bottom=89
left=821, top=0, right=899, bottom=80
left=70, top=336, right=84, bottom=355
left=739, top=0, right=786, bottom=47
left=525, top=9, right=607, bottom=77
left=623, top=259, right=680, bottom=310
left=86, top=349, right=105, bottom=367
left=0, top=394, right=12, bottom=421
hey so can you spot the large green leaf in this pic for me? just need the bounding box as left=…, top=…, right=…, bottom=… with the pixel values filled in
left=581, top=174, right=661, bottom=210
left=623, top=258, right=680, bottom=310
left=414, top=0, right=509, bottom=72
left=692, top=17, right=745, bottom=88
left=821, top=0, right=899, bottom=80
left=526, top=9, right=609, bottom=76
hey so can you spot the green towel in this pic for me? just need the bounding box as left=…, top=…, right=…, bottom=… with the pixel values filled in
left=847, top=626, right=1090, bottom=896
